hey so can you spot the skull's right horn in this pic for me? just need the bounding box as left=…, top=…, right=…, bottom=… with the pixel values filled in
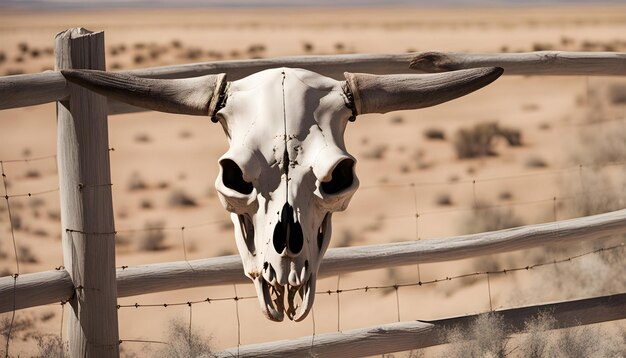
left=343, top=67, right=503, bottom=115
left=61, top=69, right=227, bottom=117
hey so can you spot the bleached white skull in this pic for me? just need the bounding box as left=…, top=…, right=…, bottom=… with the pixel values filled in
left=62, top=65, right=502, bottom=321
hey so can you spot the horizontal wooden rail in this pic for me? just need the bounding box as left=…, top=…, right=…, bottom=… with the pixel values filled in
left=410, top=51, right=626, bottom=76
left=215, top=293, right=626, bottom=358
left=2, top=209, right=625, bottom=313
left=0, top=51, right=624, bottom=113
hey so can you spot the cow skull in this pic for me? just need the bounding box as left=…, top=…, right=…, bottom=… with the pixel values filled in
left=62, top=65, right=502, bottom=322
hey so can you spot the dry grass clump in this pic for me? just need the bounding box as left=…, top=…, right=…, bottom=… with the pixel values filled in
left=18, top=245, right=38, bottom=263
left=437, top=311, right=625, bottom=358
left=454, top=122, right=499, bottom=159
left=127, top=172, right=148, bottom=191
left=138, top=220, right=167, bottom=251
left=609, top=84, right=626, bottom=105
left=153, top=318, right=214, bottom=358
left=361, top=144, right=388, bottom=160
left=134, top=132, right=151, bottom=143
left=441, top=313, right=509, bottom=358
left=454, top=122, right=522, bottom=159
left=424, top=127, right=445, bottom=140
left=435, top=193, right=452, bottom=206
left=168, top=189, right=197, bottom=207
left=34, top=335, right=69, bottom=358
left=525, top=155, right=548, bottom=168
left=464, top=203, right=524, bottom=234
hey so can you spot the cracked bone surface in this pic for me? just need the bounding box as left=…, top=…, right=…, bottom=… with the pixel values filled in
left=62, top=66, right=502, bottom=321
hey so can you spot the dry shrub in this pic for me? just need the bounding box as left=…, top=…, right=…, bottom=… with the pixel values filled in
left=499, top=126, right=522, bottom=147
left=134, top=132, right=151, bottom=143
left=439, top=311, right=625, bottom=358
left=171, top=39, right=182, bottom=49
left=302, top=41, right=314, bottom=53
left=454, top=122, right=499, bottom=159
left=571, top=122, right=626, bottom=166
left=454, top=122, right=522, bottom=159
left=168, top=189, right=197, bottom=207
left=154, top=318, right=213, bottom=358
left=0, top=51, right=5, bottom=64
left=17, top=42, right=28, bottom=53
left=361, top=144, right=388, bottom=160
left=464, top=203, right=524, bottom=235
left=138, top=220, right=167, bottom=251
left=441, top=313, right=510, bottom=358
left=435, top=193, right=452, bottom=206
left=609, top=84, right=626, bottom=105
left=19, top=245, right=38, bottom=263
left=127, top=172, right=148, bottom=191
left=525, top=156, right=548, bottom=168
left=24, top=169, right=40, bottom=178
left=140, top=199, right=153, bottom=210
left=424, top=127, right=445, bottom=140
left=34, top=335, right=69, bottom=358
left=133, top=54, right=146, bottom=64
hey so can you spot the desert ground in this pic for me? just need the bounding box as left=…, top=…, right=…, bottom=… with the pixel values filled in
left=1, top=5, right=625, bottom=357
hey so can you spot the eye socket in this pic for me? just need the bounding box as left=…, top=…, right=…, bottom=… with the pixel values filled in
left=221, top=159, right=253, bottom=194
left=321, top=158, right=355, bottom=195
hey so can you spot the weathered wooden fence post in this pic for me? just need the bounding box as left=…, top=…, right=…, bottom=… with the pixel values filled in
left=55, top=27, right=119, bottom=357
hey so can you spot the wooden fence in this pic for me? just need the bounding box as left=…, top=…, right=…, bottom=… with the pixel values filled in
left=0, top=27, right=625, bottom=357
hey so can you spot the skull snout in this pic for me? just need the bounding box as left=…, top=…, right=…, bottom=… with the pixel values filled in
left=273, top=203, right=304, bottom=257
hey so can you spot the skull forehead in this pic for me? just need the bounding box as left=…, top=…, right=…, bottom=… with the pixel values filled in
left=222, top=68, right=351, bottom=164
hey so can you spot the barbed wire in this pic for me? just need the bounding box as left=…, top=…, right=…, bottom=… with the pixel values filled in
left=114, top=242, right=624, bottom=309
left=113, top=240, right=624, bottom=349
left=0, top=154, right=57, bottom=164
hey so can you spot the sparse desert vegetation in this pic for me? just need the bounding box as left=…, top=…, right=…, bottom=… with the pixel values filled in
left=1, top=5, right=626, bottom=357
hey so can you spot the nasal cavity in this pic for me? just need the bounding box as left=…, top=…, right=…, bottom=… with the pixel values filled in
left=272, top=203, right=304, bottom=256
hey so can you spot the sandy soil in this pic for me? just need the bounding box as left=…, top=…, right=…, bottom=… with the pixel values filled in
left=0, top=6, right=625, bottom=357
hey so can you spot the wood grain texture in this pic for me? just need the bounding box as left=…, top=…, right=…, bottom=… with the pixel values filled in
left=56, top=27, right=119, bottom=357
left=216, top=293, right=626, bottom=358
left=410, top=51, right=626, bottom=75
left=0, top=71, right=67, bottom=110
left=0, top=270, right=73, bottom=312
left=116, top=208, right=626, bottom=298
left=2, top=208, right=625, bottom=311
left=2, top=51, right=624, bottom=113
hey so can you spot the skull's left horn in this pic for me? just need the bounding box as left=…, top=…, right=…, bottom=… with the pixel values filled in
left=343, top=67, right=503, bottom=115
left=61, top=69, right=227, bottom=116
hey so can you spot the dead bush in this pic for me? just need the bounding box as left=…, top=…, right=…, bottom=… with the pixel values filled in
left=138, top=220, right=167, bottom=251
left=154, top=318, right=213, bottom=358
left=361, top=144, right=388, bottom=160
left=168, top=189, right=197, bottom=207
left=454, top=122, right=522, bottom=159
left=133, top=54, right=146, bottom=64
left=19, top=245, right=38, bottom=263
left=134, top=132, right=151, bottom=143
left=127, top=172, right=148, bottom=191
left=441, top=313, right=510, bottom=358
left=525, top=155, right=548, bottom=168
left=34, top=334, right=69, bottom=358
left=435, top=193, right=452, bottom=206
left=609, top=83, right=626, bottom=104
left=424, top=128, right=445, bottom=140
left=464, top=203, right=524, bottom=234
left=499, top=126, right=522, bottom=146
left=302, top=41, right=314, bottom=53
left=0, top=51, right=6, bottom=64
left=17, top=42, right=29, bottom=53
left=454, top=122, right=499, bottom=159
